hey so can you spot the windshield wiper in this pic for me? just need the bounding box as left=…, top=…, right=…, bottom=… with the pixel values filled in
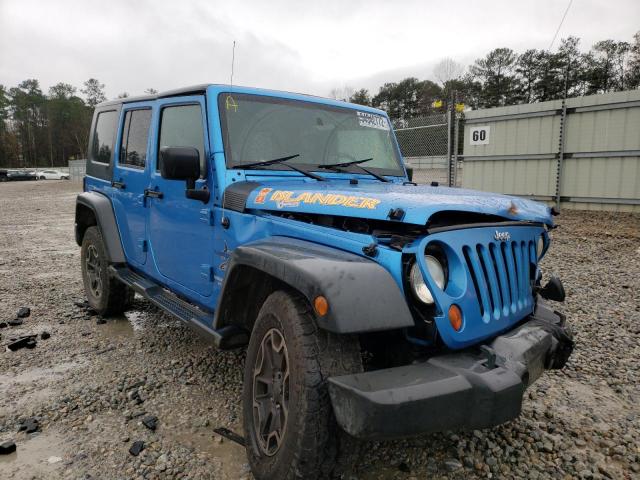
left=235, top=154, right=325, bottom=182
left=237, top=154, right=300, bottom=168
left=318, top=157, right=390, bottom=183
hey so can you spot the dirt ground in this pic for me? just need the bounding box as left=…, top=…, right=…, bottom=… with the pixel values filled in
left=0, top=180, right=638, bottom=480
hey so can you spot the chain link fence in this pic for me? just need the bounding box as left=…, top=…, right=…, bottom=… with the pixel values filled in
left=393, top=112, right=463, bottom=186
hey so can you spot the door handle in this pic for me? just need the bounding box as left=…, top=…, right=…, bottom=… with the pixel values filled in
left=144, top=189, right=163, bottom=199
left=111, top=180, right=126, bottom=189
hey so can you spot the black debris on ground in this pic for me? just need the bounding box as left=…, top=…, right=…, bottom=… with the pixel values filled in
left=7, top=335, right=37, bottom=351
left=16, top=307, right=31, bottom=318
left=213, top=427, right=245, bottom=446
left=0, top=322, right=7, bottom=328
left=129, top=441, right=144, bottom=456
left=8, top=318, right=23, bottom=327
left=40, top=331, right=50, bottom=340
left=0, top=440, right=16, bottom=455
left=96, top=318, right=106, bottom=325
left=17, top=418, right=40, bottom=434
left=141, top=415, right=158, bottom=431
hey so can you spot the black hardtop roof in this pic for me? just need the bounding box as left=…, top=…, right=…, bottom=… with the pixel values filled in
left=97, top=84, right=211, bottom=107
left=95, top=84, right=350, bottom=108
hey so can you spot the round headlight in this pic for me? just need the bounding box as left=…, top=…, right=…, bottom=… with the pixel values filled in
left=409, top=255, right=446, bottom=304
left=537, top=235, right=545, bottom=259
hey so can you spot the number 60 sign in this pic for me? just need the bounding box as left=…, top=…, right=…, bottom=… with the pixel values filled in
left=469, top=126, right=490, bottom=145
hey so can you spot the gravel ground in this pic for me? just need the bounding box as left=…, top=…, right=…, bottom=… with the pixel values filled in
left=0, top=180, right=638, bottom=480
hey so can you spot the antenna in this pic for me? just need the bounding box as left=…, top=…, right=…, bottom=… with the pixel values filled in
left=230, top=41, right=236, bottom=88
left=548, top=0, right=573, bottom=50
left=221, top=40, right=237, bottom=230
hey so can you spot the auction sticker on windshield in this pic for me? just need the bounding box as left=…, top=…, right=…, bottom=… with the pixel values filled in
left=357, top=111, right=389, bottom=131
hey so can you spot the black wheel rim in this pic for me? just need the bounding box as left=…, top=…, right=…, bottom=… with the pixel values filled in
left=252, top=327, right=290, bottom=456
left=85, top=244, right=102, bottom=298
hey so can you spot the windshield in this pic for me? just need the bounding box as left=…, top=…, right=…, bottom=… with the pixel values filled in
left=218, top=93, right=403, bottom=175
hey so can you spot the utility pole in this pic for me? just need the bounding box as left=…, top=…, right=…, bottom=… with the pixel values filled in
left=555, top=62, right=570, bottom=210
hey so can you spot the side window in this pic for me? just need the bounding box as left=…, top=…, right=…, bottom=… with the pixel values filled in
left=159, top=104, right=205, bottom=176
left=119, top=109, right=152, bottom=169
left=91, top=110, right=118, bottom=164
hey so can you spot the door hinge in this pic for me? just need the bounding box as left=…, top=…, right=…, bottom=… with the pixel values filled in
left=199, top=208, right=215, bottom=226
left=200, top=264, right=214, bottom=281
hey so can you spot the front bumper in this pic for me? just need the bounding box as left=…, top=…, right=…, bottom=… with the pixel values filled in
left=328, top=297, right=573, bottom=440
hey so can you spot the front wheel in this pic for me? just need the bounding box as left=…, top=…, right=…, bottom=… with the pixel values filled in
left=81, top=226, right=133, bottom=316
left=243, top=290, right=362, bottom=480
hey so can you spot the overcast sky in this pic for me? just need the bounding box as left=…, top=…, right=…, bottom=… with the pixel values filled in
left=1, top=0, right=639, bottom=99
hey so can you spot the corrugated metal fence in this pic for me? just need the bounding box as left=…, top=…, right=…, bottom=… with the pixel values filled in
left=68, top=159, right=86, bottom=181
left=460, top=90, right=640, bottom=212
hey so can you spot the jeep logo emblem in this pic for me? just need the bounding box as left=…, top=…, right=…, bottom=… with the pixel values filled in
left=494, top=231, right=511, bottom=242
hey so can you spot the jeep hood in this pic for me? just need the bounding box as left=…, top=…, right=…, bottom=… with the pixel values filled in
left=241, top=180, right=553, bottom=226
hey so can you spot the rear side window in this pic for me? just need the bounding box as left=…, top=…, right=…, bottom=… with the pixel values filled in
left=159, top=104, right=205, bottom=175
left=91, top=110, right=118, bottom=164
left=120, top=109, right=152, bottom=169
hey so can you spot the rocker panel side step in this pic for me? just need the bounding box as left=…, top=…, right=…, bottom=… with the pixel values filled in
left=109, top=266, right=248, bottom=349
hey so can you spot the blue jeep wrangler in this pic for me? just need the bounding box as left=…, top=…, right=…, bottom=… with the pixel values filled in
left=75, top=84, right=573, bottom=479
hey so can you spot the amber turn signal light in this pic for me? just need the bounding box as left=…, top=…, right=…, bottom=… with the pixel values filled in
left=314, top=296, right=329, bottom=316
left=448, top=304, right=463, bottom=331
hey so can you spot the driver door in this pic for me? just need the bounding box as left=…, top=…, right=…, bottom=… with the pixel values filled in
left=147, top=96, right=215, bottom=298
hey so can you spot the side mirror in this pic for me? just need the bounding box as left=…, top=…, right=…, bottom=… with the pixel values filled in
left=159, top=146, right=210, bottom=203
left=159, top=147, right=200, bottom=188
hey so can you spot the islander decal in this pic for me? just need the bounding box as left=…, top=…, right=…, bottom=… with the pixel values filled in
left=256, top=189, right=381, bottom=210
left=255, top=187, right=273, bottom=204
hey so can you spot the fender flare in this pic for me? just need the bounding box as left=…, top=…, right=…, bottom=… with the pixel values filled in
left=214, top=237, right=415, bottom=334
left=75, top=191, right=126, bottom=264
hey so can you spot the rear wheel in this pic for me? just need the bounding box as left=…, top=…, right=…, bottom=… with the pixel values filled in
left=81, top=226, right=133, bottom=316
left=243, top=290, right=362, bottom=480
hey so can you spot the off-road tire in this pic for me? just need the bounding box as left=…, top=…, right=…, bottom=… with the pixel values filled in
left=243, top=290, right=363, bottom=480
left=81, top=226, right=133, bottom=316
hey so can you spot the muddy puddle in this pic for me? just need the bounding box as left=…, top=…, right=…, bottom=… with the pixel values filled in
left=0, top=431, right=66, bottom=479
left=94, top=317, right=135, bottom=338
left=0, top=361, right=82, bottom=388
left=174, top=429, right=248, bottom=478
left=92, top=309, right=155, bottom=339
left=0, top=361, right=84, bottom=412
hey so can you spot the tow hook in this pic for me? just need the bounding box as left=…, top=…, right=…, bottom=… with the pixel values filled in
left=479, top=345, right=505, bottom=369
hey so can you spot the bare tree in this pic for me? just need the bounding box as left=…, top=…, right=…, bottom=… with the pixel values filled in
left=433, top=58, right=464, bottom=85
left=329, top=86, right=354, bottom=102
left=117, top=92, right=130, bottom=99
left=145, top=88, right=158, bottom=94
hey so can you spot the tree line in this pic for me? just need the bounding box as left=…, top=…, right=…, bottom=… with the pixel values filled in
left=0, top=79, right=154, bottom=169
left=333, top=33, right=640, bottom=123
left=1, top=33, right=639, bottom=168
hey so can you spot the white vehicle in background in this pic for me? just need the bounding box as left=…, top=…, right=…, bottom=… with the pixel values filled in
left=35, top=170, right=70, bottom=180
